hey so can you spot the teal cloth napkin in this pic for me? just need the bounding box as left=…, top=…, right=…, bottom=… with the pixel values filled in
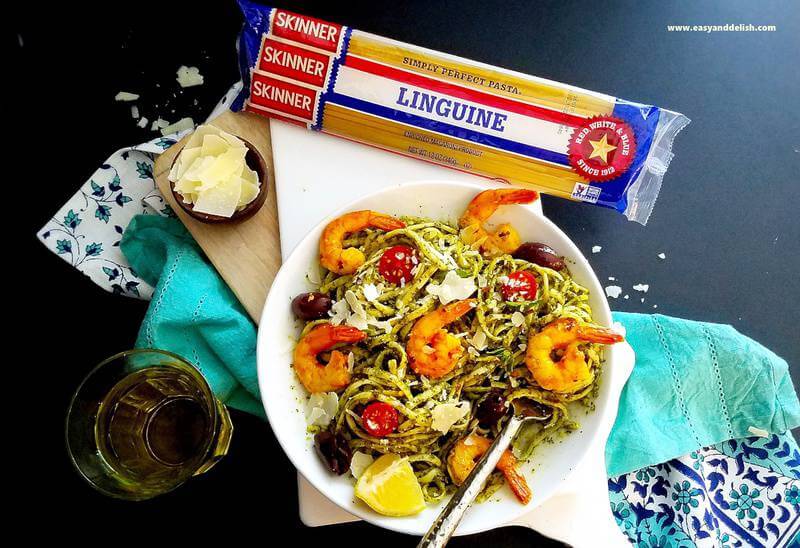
left=120, top=215, right=800, bottom=468
left=607, top=312, right=800, bottom=476
left=120, top=215, right=264, bottom=417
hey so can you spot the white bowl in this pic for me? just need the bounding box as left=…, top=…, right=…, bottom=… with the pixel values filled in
left=257, top=180, right=620, bottom=536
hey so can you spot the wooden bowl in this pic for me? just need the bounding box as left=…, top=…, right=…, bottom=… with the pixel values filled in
left=170, top=139, right=268, bottom=224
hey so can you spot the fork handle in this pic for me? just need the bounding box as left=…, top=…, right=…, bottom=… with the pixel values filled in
left=417, top=416, right=524, bottom=548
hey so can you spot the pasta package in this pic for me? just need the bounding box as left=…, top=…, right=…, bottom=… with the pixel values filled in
left=234, top=1, right=689, bottom=224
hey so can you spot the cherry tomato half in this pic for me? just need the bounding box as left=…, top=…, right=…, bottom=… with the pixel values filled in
left=500, top=271, right=538, bottom=302
left=361, top=402, right=399, bottom=437
left=378, top=245, right=418, bottom=285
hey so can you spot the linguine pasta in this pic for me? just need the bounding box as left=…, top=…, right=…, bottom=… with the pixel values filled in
left=301, top=216, right=602, bottom=502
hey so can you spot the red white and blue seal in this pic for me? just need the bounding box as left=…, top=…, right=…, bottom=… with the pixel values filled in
left=568, top=116, right=636, bottom=182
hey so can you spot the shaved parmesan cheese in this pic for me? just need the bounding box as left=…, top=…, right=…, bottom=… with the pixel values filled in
left=155, top=117, right=171, bottom=129
left=369, top=318, right=393, bottom=334
left=306, top=392, right=339, bottom=428
left=239, top=180, right=260, bottom=205
left=350, top=451, right=374, bottom=479
left=161, top=117, right=195, bottom=136
left=114, top=91, right=139, bottom=101
left=330, top=290, right=392, bottom=333
left=168, top=146, right=201, bottom=181
left=194, top=148, right=246, bottom=191
left=329, top=298, right=349, bottom=325
left=168, top=124, right=261, bottom=216
left=344, top=290, right=366, bottom=318
left=511, top=311, right=526, bottom=327
left=633, top=283, right=649, bottom=293
left=192, top=174, right=242, bottom=218
left=748, top=426, right=769, bottom=438
left=131, top=105, right=139, bottom=119
left=426, top=271, right=476, bottom=304
left=431, top=401, right=471, bottom=433
left=470, top=328, right=487, bottom=351
left=176, top=65, right=204, bottom=88
left=137, top=116, right=148, bottom=128
left=200, top=134, right=230, bottom=157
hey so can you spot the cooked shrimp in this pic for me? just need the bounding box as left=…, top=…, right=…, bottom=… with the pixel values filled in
left=447, top=433, right=531, bottom=504
left=293, top=323, right=366, bottom=393
left=320, top=210, right=405, bottom=274
left=458, top=188, right=539, bottom=256
left=407, top=299, right=476, bottom=379
left=525, top=317, right=623, bottom=394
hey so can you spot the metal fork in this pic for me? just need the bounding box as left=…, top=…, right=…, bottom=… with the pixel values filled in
left=417, top=400, right=552, bottom=548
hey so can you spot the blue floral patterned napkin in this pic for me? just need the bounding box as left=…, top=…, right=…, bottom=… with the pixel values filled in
left=36, top=135, right=181, bottom=300
left=36, top=83, right=242, bottom=298
left=609, top=432, right=800, bottom=547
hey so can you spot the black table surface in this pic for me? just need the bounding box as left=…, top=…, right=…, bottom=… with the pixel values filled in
left=14, top=1, right=799, bottom=544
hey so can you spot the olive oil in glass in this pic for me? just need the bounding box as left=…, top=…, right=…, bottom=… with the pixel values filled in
left=66, top=349, right=232, bottom=500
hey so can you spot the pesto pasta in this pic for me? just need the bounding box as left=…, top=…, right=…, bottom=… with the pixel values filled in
left=301, top=215, right=603, bottom=503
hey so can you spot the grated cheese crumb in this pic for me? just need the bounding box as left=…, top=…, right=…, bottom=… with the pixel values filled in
left=605, top=285, right=622, bottom=299
left=161, top=117, right=195, bottom=136
left=657, top=253, right=666, bottom=260
left=633, top=283, right=650, bottom=293
left=362, top=283, right=380, bottom=302
left=748, top=426, right=769, bottom=438
left=592, top=245, right=602, bottom=253
left=176, top=65, right=205, bottom=88
left=114, top=91, right=139, bottom=101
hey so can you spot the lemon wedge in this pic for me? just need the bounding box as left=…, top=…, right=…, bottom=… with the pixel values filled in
left=354, top=454, right=425, bottom=516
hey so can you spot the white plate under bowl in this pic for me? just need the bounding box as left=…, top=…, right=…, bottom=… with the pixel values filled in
left=257, top=180, right=620, bottom=536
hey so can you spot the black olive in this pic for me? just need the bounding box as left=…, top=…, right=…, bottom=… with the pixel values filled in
left=513, top=242, right=565, bottom=271
left=476, top=390, right=509, bottom=427
left=292, top=292, right=333, bottom=320
left=314, top=430, right=352, bottom=475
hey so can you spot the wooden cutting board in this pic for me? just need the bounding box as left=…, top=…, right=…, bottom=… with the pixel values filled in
left=153, top=110, right=281, bottom=323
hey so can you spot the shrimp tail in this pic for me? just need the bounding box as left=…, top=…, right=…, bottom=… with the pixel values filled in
left=577, top=325, right=624, bottom=345
left=441, top=298, right=477, bottom=320
left=370, top=214, right=406, bottom=231
left=495, top=188, right=539, bottom=205
left=496, top=450, right=532, bottom=504
left=503, top=467, right=532, bottom=504
left=331, top=325, right=368, bottom=344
